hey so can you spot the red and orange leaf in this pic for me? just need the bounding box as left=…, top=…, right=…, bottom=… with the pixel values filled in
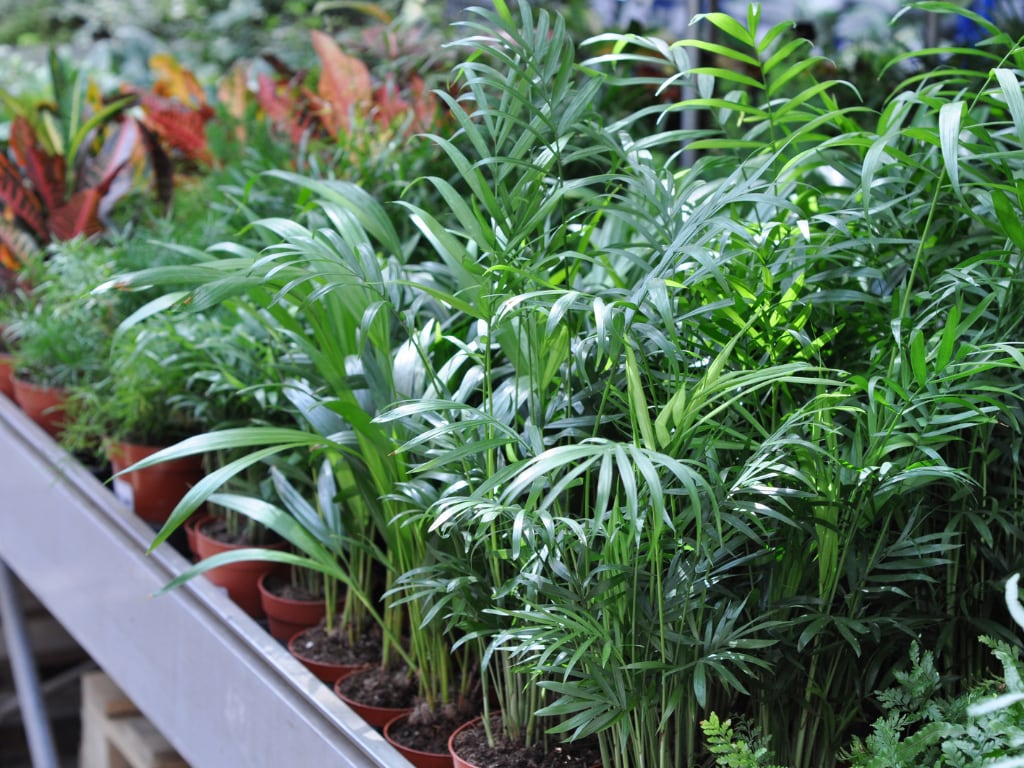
left=256, top=72, right=298, bottom=127
left=373, top=74, right=412, bottom=128
left=256, top=74, right=320, bottom=144
left=150, top=53, right=208, bottom=109
left=48, top=188, right=104, bottom=241
left=408, top=74, right=441, bottom=133
left=8, top=115, right=36, bottom=169
left=311, top=30, right=372, bottom=135
left=0, top=155, right=48, bottom=241
left=138, top=96, right=211, bottom=165
left=0, top=243, right=14, bottom=273
left=23, top=146, right=65, bottom=212
left=10, top=116, right=66, bottom=211
left=217, top=62, right=251, bottom=122
left=0, top=219, right=41, bottom=270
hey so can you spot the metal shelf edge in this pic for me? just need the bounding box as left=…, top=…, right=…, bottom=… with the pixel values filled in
left=0, top=394, right=412, bottom=768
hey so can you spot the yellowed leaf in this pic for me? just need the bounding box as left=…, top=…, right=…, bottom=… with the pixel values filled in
left=217, top=62, right=251, bottom=122
left=311, top=30, right=372, bottom=135
left=150, top=53, right=207, bottom=108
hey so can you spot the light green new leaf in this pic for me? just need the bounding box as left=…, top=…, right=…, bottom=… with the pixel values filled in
left=995, top=69, right=1024, bottom=145
left=625, top=345, right=657, bottom=451
left=939, top=101, right=965, bottom=203
left=691, top=12, right=755, bottom=48
left=687, top=66, right=762, bottom=91
left=670, top=38, right=758, bottom=68
left=764, top=43, right=815, bottom=91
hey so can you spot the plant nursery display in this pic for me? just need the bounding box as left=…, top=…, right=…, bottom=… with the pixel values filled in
left=4, top=1, right=1024, bottom=766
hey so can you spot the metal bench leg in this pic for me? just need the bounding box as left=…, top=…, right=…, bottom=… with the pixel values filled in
left=0, top=559, right=59, bottom=768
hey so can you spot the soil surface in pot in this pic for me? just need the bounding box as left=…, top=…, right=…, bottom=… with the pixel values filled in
left=337, top=666, right=418, bottom=709
left=390, top=704, right=474, bottom=755
left=292, top=618, right=382, bottom=666
left=452, top=714, right=601, bottom=768
left=200, top=516, right=281, bottom=547
left=262, top=574, right=322, bottom=602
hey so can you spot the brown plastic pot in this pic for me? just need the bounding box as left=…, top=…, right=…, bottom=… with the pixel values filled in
left=448, top=715, right=483, bottom=768
left=0, top=353, right=14, bottom=399
left=192, top=515, right=285, bottom=618
left=383, top=712, right=454, bottom=768
left=183, top=515, right=203, bottom=560
left=257, top=571, right=328, bottom=643
left=12, top=377, right=66, bottom=438
left=448, top=714, right=601, bottom=768
left=333, top=667, right=414, bottom=729
left=286, top=628, right=371, bottom=685
left=108, top=441, right=204, bottom=524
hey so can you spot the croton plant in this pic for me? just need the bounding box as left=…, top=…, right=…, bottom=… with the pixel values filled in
left=249, top=29, right=441, bottom=146
left=0, top=28, right=444, bottom=289
left=0, top=50, right=215, bottom=283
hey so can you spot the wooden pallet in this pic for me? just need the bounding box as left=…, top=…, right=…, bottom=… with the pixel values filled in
left=79, top=672, right=189, bottom=768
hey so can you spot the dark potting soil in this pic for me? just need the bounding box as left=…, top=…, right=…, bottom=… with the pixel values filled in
left=388, top=704, right=473, bottom=755
left=262, top=574, right=322, bottom=602
left=291, top=619, right=382, bottom=666
left=200, top=517, right=280, bottom=547
left=336, top=666, right=418, bottom=708
left=452, top=715, right=601, bottom=768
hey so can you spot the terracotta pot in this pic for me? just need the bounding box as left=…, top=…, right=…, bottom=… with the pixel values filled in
left=192, top=515, right=285, bottom=618
left=448, top=715, right=601, bottom=768
left=258, top=571, right=328, bottom=643
left=0, top=353, right=14, bottom=399
left=184, top=515, right=202, bottom=559
left=383, top=712, right=454, bottom=768
left=448, top=715, right=483, bottom=768
left=108, top=441, right=205, bottom=524
left=12, top=377, right=67, bottom=438
left=333, top=668, right=415, bottom=729
left=286, top=628, right=371, bottom=684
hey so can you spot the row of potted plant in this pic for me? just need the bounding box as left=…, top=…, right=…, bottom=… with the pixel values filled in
left=0, top=5, right=487, bottom=764
left=5, top=1, right=1024, bottom=766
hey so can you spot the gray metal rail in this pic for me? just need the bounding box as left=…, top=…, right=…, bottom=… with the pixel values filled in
left=0, top=394, right=410, bottom=768
left=0, top=559, right=60, bottom=768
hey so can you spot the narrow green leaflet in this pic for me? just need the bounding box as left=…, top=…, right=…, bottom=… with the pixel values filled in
left=939, top=101, right=965, bottom=203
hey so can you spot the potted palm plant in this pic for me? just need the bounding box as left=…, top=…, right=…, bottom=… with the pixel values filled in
left=257, top=462, right=339, bottom=642
left=107, top=169, right=476, bottom=748
left=62, top=313, right=210, bottom=523
left=5, top=5, right=1024, bottom=768
left=148, top=442, right=403, bottom=680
